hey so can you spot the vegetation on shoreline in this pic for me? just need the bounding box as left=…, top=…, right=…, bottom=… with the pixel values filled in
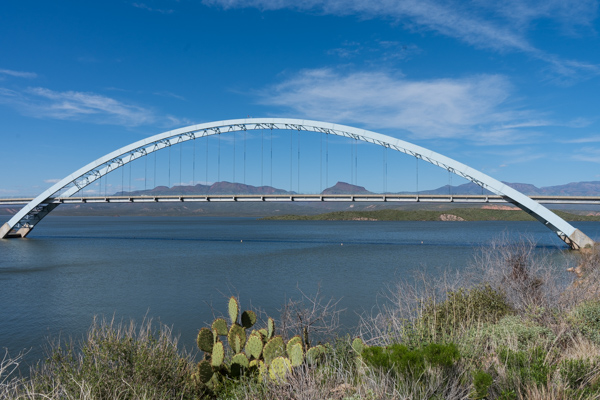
left=3, top=238, right=600, bottom=399
left=261, top=207, right=600, bottom=222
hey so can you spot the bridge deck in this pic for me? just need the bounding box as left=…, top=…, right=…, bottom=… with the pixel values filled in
left=2, top=194, right=600, bottom=205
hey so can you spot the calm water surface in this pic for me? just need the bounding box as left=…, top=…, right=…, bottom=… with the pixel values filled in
left=2, top=216, right=599, bottom=366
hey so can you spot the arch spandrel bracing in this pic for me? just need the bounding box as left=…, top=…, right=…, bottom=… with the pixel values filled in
left=0, top=118, right=595, bottom=250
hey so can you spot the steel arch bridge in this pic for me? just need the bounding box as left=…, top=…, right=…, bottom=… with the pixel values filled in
left=1, top=118, right=595, bottom=249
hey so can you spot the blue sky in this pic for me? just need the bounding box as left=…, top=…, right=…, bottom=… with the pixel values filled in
left=1, top=0, right=600, bottom=196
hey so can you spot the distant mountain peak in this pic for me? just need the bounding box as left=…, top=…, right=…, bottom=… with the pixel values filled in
left=321, top=182, right=372, bottom=195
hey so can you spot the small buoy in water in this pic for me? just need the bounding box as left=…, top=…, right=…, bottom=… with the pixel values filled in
left=421, top=241, right=423, bottom=244
left=341, top=243, right=343, bottom=246
left=241, top=240, right=243, bottom=243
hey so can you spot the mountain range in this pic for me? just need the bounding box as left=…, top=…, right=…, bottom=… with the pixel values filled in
left=117, top=180, right=600, bottom=197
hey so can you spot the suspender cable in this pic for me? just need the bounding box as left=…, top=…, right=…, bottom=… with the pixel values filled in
left=121, top=160, right=124, bottom=194
left=350, top=137, right=354, bottom=186
left=129, top=160, right=132, bottom=194
left=261, top=130, right=264, bottom=187
left=168, top=145, right=171, bottom=188
left=270, top=128, right=273, bottom=187
left=297, top=130, right=300, bottom=193
left=144, top=152, right=147, bottom=191
left=218, top=133, right=221, bottom=183
left=244, top=130, right=247, bottom=185
left=205, top=134, right=208, bottom=186
left=233, top=131, right=236, bottom=183
left=449, top=170, right=452, bottom=195
left=290, top=130, right=293, bottom=192
left=154, top=151, right=157, bottom=191
left=320, top=132, right=323, bottom=193
left=416, top=157, right=419, bottom=194
left=192, top=138, right=196, bottom=187
left=355, top=139, right=358, bottom=186
left=179, top=143, right=182, bottom=191
left=326, top=133, right=329, bottom=189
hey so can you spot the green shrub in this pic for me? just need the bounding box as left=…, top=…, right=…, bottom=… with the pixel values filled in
left=461, top=315, right=555, bottom=358
left=362, top=342, right=460, bottom=379
left=559, top=357, right=600, bottom=398
left=471, top=369, right=493, bottom=399
left=417, top=284, right=513, bottom=339
left=29, top=318, right=201, bottom=400
left=498, top=346, right=555, bottom=390
left=570, top=300, right=600, bottom=344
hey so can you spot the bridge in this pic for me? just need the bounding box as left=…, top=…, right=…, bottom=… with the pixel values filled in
left=0, top=118, right=596, bottom=249
left=3, top=194, right=600, bottom=205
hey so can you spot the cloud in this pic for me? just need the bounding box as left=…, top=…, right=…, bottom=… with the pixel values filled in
left=132, top=2, right=174, bottom=14
left=573, top=147, right=600, bottom=163
left=0, top=69, right=37, bottom=79
left=44, top=179, right=61, bottom=184
left=0, top=86, right=187, bottom=127
left=203, top=0, right=599, bottom=79
left=258, top=68, right=547, bottom=142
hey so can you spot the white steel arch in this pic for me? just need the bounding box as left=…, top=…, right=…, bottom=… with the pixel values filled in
left=1, top=118, right=595, bottom=249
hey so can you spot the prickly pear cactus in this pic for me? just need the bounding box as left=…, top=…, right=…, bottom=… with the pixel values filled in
left=211, top=341, right=225, bottom=368
left=352, top=337, right=365, bottom=354
left=230, top=353, right=250, bottom=378
left=212, top=318, right=228, bottom=336
left=263, top=336, right=286, bottom=365
left=269, top=357, right=292, bottom=381
left=241, top=310, right=257, bottom=329
left=267, top=317, right=275, bottom=339
left=306, top=344, right=325, bottom=366
left=197, top=327, right=214, bottom=353
left=228, top=296, right=239, bottom=325
left=228, top=323, right=247, bottom=354
left=245, top=333, right=263, bottom=359
left=288, top=343, right=304, bottom=367
left=196, top=360, right=214, bottom=384
left=286, top=335, right=302, bottom=355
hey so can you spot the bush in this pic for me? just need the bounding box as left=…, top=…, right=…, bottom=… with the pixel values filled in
left=461, top=315, right=556, bottom=359
left=570, top=300, right=600, bottom=344
left=471, top=369, right=493, bottom=399
left=417, top=284, right=513, bottom=339
left=28, top=318, right=201, bottom=400
left=498, top=346, right=555, bottom=390
left=362, top=342, right=460, bottom=379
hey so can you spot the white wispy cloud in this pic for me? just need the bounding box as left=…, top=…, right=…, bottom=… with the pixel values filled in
left=43, top=179, right=61, bottom=184
left=203, top=0, right=599, bottom=79
left=573, top=147, right=600, bottom=163
left=0, top=69, right=37, bottom=79
left=258, top=68, right=547, bottom=142
left=132, top=2, right=174, bottom=14
left=0, top=86, right=188, bottom=127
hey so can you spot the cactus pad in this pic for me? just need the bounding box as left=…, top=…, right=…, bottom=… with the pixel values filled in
left=306, top=345, right=325, bottom=366
left=352, top=337, right=365, bottom=354
left=211, top=318, right=228, bottom=336
left=245, top=334, right=263, bottom=359
left=286, top=335, right=302, bottom=355
left=269, top=357, right=292, bottom=381
left=211, top=341, right=225, bottom=368
left=230, top=353, right=250, bottom=378
left=228, top=297, right=239, bottom=325
left=267, top=317, right=275, bottom=339
left=263, top=336, right=285, bottom=365
left=228, top=323, right=247, bottom=354
left=288, top=343, right=304, bottom=367
left=197, top=327, right=214, bottom=353
left=197, top=360, right=213, bottom=384
left=258, top=329, right=268, bottom=340
left=241, top=310, right=257, bottom=329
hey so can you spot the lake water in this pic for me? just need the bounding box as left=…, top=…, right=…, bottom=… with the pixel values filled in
left=2, top=216, right=599, bottom=367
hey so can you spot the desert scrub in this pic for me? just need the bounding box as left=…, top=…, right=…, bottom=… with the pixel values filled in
left=460, top=315, right=556, bottom=360
left=28, top=317, right=201, bottom=400
left=570, top=300, right=600, bottom=345
left=415, top=284, right=513, bottom=341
